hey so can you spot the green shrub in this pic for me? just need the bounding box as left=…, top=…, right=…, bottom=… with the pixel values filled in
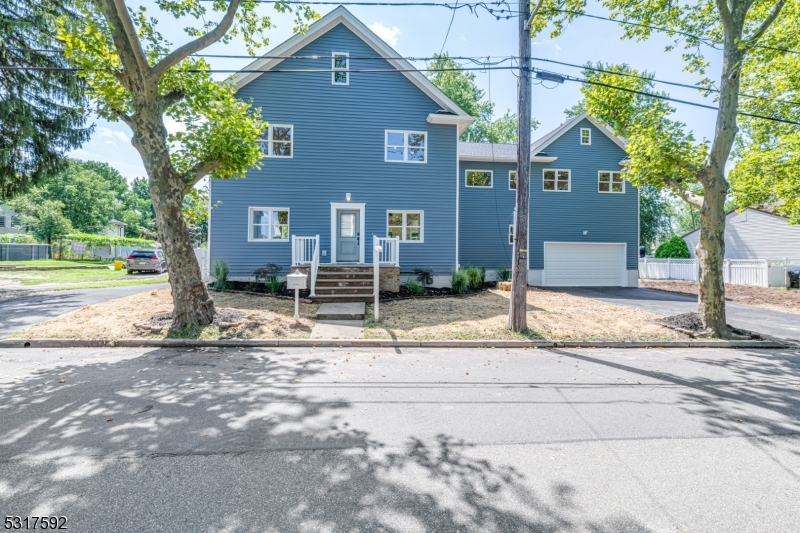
left=496, top=267, right=511, bottom=282
left=412, top=267, right=434, bottom=286
left=655, top=236, right=690, bottom=259
left=267, top=275, right=285, bottom=293
left=403, top=279, right=426, bottom=295
left=212, top=259, right=230, bottom=290
left=463, top=266, right=485, bottom=290
left=450, top=269, right=469, bottom=294
left=64, top=232, right=155, bottom=248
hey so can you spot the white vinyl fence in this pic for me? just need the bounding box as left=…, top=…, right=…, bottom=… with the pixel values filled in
left=194, top=248, right=210, bottom=282
left=639, top=257, right=800, bottom=287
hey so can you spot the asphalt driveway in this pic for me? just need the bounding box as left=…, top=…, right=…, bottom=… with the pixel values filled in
left=557, top=286, right=800, bottom=343
left=0, top=283, right=169, bottom=338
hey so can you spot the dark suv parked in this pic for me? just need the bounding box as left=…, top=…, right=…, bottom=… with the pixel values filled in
left=126, top=249, right=167, bottom=274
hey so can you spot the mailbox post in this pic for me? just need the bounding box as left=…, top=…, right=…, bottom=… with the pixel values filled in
left=373, top=236, right=382, bottom=321
left=286, top=271, right=308, bottom=320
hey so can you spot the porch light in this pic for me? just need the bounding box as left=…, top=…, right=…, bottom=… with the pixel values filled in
left=583, top=231, right=589, bottom=235
left=346, top=193, right=351, bottom=202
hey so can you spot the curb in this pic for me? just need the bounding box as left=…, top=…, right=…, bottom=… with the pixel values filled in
left=0, top=338, right=789, bottom=349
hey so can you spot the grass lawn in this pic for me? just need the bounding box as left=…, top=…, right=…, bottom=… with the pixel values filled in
left=0, top=266, right=167, bottom=289
left=0, top=259, right=111, bottom=268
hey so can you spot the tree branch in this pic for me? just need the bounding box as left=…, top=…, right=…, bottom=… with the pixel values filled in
left=151, top=0, right=243, bottom=81
left=161, top=90, right=185, bottom=111
left=185, top=161, right=222, bottom=189
left=715, top=0, right=734, bottom=30
left=93, top=0, right=148, bottom=86
left=664, top=176, right=704, bottom=208
left=744, top=0, right=786, bottom=47
left=111, top=0, right=151, bottom=75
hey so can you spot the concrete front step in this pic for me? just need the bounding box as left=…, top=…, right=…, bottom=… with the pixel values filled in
left=318, top=266, right=373, bottom=272
left=312, top=294, right=374, bottom=304
left=315, top=302, right=366, bottom=320
left=316, top=274, right=373, bottom=280
left=316, top=279, right=374, bottom=287
left=314, top=288, right=374, bottom=296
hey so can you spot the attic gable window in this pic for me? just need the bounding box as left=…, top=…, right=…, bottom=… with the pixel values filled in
left=259, top=125, right=293, bottom=158
left=332, top=52, right=349, bottom=85
left=580, top=128, right=591, bottom=145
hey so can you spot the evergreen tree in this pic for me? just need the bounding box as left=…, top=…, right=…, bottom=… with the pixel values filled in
left=0, top=0, right=91, bottom=198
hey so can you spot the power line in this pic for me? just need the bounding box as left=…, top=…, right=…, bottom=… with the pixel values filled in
left=440, top=0, right=460, bottom=54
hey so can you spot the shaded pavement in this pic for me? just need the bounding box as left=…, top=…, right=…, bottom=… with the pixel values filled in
left=0, top=283, right=169, bottom=338
left=557, top=287, right=800, bottom=343
left=1, top=345, right=799, bottom=531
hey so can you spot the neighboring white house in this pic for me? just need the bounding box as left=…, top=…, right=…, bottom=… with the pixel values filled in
left=103, top=219, right=127, bottom=238
left=0, top=204, right=25, bottom=235
left=683, top=208, right=800, bottom=259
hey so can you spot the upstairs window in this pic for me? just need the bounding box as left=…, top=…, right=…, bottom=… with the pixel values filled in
left=259, top=125, right=293, bottom=158
left=0, top=216, right=4, bottom=227
left=385, top=131, right=427, bottom=163
left=580, top=128, right=591, bottom=145
left=332, top=52, right=349, bottom=85
left=249, top=207, right=289, bottom=241
left=388, top=211, right=423, bottom=242
left=543, top=169, right=571, bottom=192
left=465, top=170, right=492, bottom=188
left=509, top=171, right=517, bottom=190
left=508, top=224, right=514, bottom=245
left=599, top=171, right=625, bottom=193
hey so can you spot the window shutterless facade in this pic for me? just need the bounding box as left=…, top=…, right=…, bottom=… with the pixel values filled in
left=387, top=211, right=423, bottom=242
left=598, top=171, right=625, bottom=193
left=248, top=208, right=289, bottom=242
left=0, top=216, right=4, bottom=227
left=509, top=171, right=517, bottom=190
left=332, top=52, right=349, bottom=85
left=543, top=169, right=571, bottom=192
left=385, top=131, right=427, bottom=163
left=465, top=170, right=492, bottom=188
left=580, top=128, right=591, bottom=145
left=508, top=224, right=514, bottom=245
left=259, top=125, right=293, bottom=158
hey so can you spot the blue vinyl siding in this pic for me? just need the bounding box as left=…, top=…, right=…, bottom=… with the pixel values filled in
left=209, top=24, right=458, bottom=277
left=530, top=118, right=638, bottom=269
left=458, top=162, right=517, bottom=269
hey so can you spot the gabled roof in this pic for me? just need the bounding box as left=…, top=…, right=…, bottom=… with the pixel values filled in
left=233, top=6, right=471, bottom=125
left=530, top=111, right=627, bottom=155
left=680, top=207, right=790, bottom=239
left=457, top=142, right=557, bottom=163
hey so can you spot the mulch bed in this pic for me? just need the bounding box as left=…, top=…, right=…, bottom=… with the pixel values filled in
left=655, top=312, right=760, bottom=339
left=136, top=308, right=249, bottom=333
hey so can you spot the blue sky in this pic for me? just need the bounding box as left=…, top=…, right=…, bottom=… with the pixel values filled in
left=72, top=2, right=724, bottom=180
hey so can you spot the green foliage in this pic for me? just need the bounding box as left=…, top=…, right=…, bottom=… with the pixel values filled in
left=15, top=200, right=73, bottom=244
left=655, top=236, right=690, bottom=259
left=212, top=259, right=230, bottom=290
left=0, top=234, right=37, bottom=244
left=0, top=0, right=91, bottom=199
left=427, top=53, right=538, bottom=143
left=412, top=267, right=434, bottom=287
left=64, top=232, right=155, bottom=248
left=462, top=266, right=485, bottom=290
left=496, top=267, right=511, bottom=282
left=402, top=279, right=426, bottom=295
left=450, top=269, right=469, bottom=294
left=253, top=263, right=281, bottom=284
left=639, top=185, right=673, bottom=248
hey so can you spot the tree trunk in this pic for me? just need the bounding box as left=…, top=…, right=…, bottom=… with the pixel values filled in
left=131, top=110, right=215, bottom=330
left=695, top=178, right=728, bottom=336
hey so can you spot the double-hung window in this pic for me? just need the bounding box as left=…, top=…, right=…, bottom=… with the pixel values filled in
left=249, top=207, right=289, bottom=241
left=259, top=125, right=293, bottom=158
left=387, top=211, right=423, bottom=242
left=508, top=224, right=514, bottom=245
left=599, top=171, right=625, bottom=193
left=385, top=131, right=427, bottom=163
left=580, top=128, right=591, bottom=145
left=0, top=216, right=5, bottom=227
left=509, top=171, right=517, bottom=190
left=465, top=170, right=492, bottom=188
left=332, top=52, right=349, bottom=85
left=543, top=169, right=570, bottom=192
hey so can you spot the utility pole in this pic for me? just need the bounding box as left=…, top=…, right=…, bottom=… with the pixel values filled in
left=510, top=0, right=533, bottom=332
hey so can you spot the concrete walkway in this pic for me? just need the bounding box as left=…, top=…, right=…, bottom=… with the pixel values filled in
left=557, top=287, right=800, bottom=343
left=311, top=302, right=365, bottom=339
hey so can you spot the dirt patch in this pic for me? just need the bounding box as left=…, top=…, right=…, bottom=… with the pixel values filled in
left=16, top=289, right=317, bottom=340
left=640, top=279, right=800, bottom=315
left=366, top=288, right=686, bottom=341
left=655, top=312, right=758, bottom=339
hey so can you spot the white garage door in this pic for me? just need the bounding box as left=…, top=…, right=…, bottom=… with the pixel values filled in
left=544, top=243, right=626, bottom=287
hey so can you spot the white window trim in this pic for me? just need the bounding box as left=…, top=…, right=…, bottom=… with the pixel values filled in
left=543, top=168, right=571, bottom=192
left=386, top=210, right=424, bottom=243
left=509, top=170, right=517, bottom=191
left=332, top=51, right=349, bottom=85
left=465, top=169, right=493, bottom=188
left=385, top=130, right=428, bottom=164
left=598, top=170, right=626, bottom=194
left=0, top=216, right=5, bottom=227
left=580, top=128, right=591, bottom=145
left=259, top=124, right=294, bottom=158
left=247, top=207, right=290, bottom=242
left=508, top=224, right=514, bottom=245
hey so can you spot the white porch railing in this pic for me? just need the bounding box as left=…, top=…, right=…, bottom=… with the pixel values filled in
left=639, top=257, right=800, bottom=287
left=310, top=237, right=319, bottom=297
left=375, top=236, right=400, bottom=266
left=292, top=235, right=318, bottom=265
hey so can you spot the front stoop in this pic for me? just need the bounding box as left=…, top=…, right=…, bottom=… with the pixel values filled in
left=315, top=302, right=366, bottom=320
left=312, top=265, right=374, bottom=303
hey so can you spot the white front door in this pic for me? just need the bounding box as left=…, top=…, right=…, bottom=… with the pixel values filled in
left=544, top=243, right=626, bottom=286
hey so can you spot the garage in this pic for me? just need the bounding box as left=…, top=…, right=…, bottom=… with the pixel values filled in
left=543, top=242, right=627, bottom=287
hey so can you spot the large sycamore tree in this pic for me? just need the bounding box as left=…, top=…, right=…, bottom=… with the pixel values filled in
left=532, top=0, right=788, bottom=337
left=57, top=0, right=316, bottom=329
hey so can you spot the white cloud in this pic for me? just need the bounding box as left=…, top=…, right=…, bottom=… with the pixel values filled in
left=368, top=22, right=402, bottom=47
left=532, top=39, right=562, bottom=51
left=97, top=126, right=130, bottom=143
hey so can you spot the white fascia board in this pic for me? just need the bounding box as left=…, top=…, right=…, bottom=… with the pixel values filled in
left=458, top=155, right=558, bottom=163
left=233, top=7, right=471, bottom=119
left=530, top=111, right=628, bottom=155
left=427, top=114, right=475, bottom=135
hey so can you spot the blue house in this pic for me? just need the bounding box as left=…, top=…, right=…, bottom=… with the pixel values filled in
left=208, top=6, right=639, bottom=300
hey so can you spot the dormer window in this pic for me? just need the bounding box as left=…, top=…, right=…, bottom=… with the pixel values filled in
left=332, top=52, right=349, bottom=85
left=580, top=128, right=591, bottom=145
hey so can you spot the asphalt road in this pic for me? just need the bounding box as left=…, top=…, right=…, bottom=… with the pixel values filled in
left=0, top=282, right=170, bottom=338
left=558, top=287, right=800, bottom=343
left=1, top=345, right=799, bottom=532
